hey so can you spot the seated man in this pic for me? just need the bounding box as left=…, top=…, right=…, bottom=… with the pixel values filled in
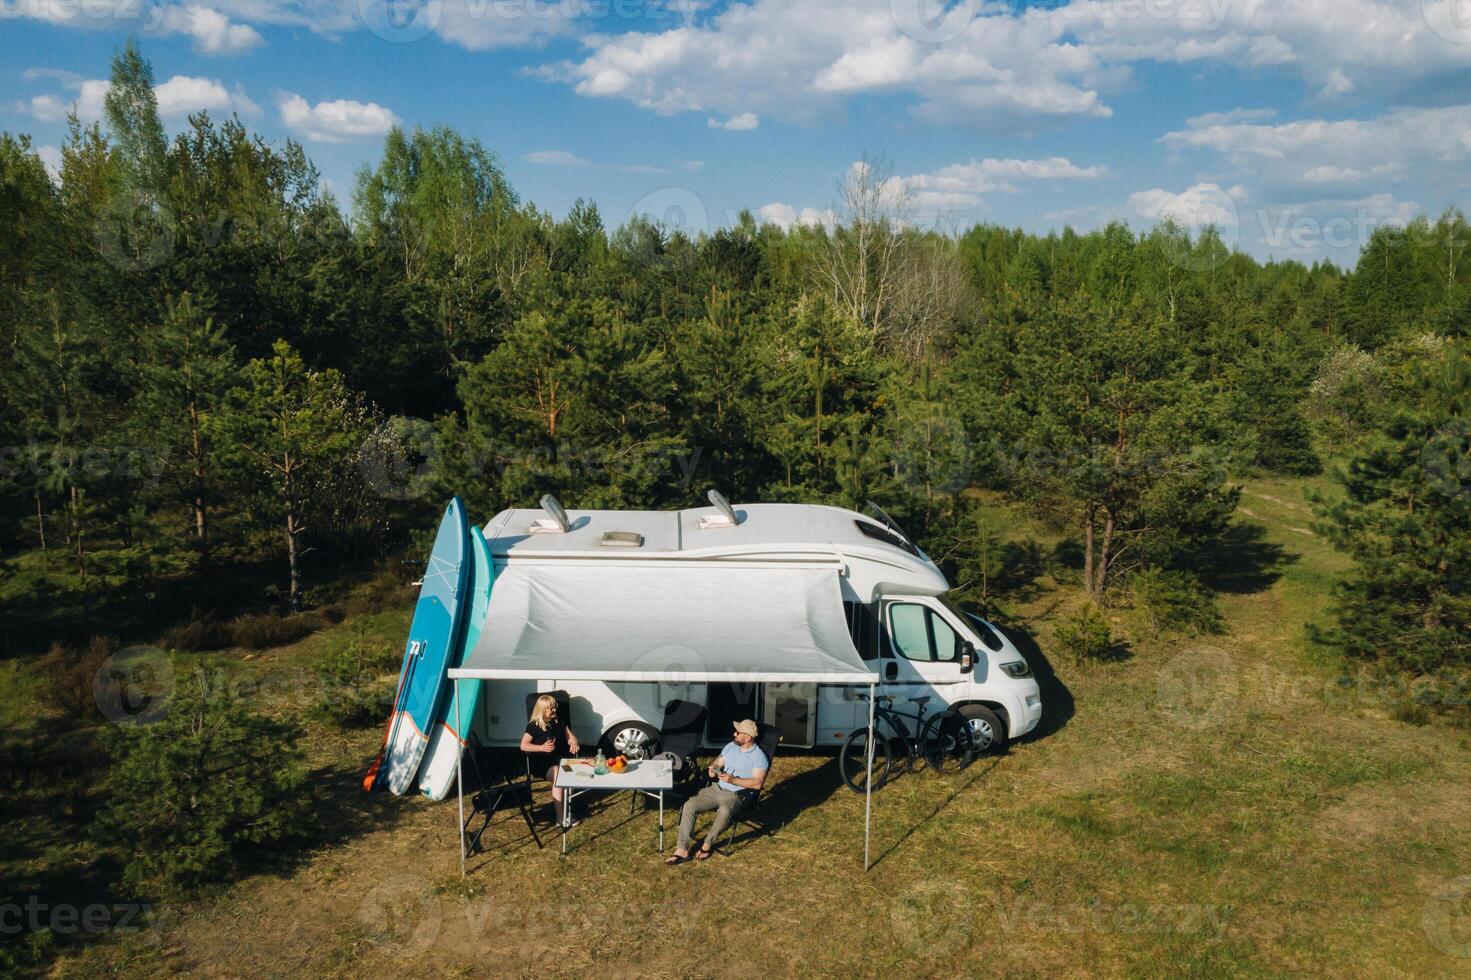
left=664, top=719, right=768, bottom=864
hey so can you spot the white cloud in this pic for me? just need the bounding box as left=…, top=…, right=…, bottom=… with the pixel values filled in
left=757, top=202, right=835, bottom=230
left=19, top=74, right=258, bottom=123
left=18, top=78, right=110, bottom=123
left=681, top=159, right=705, bottom=172
left=523, top=150, right=590, bottom=166
left=154, top=75, right=258, bottom=117
left=526, top=0, right=1471, bottom=130
left=37, top=144, right=62, bottom=182
left=1159, top=103, right=1471, bottom=194
left=8, top=2, right=262, bottom=54
left=547, top=0, right=1112, bottom=127
left=430, top=0, right=581, bottom=51
left=160, top=5, right=264, bottom=54
left=708, top=112, right=759, bottom=131
left=897, top=155, right=1107, bottom=209
left=276, top=92, right=399, bottom=143
left=1129, top=182, right=1240, bottom=228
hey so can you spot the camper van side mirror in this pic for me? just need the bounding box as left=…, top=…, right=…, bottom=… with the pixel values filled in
left=960, top=641, right=975, bottom=673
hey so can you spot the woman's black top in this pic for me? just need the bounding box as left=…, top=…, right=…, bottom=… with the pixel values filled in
left=523, top=716, right=570, bottom=770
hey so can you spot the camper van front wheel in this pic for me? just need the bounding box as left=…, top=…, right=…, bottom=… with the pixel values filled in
left=958, top=705, right=1007, bottom=754
left=602, top=722, right=659, bottom=761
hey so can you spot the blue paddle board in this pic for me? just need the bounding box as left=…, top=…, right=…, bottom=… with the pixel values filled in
left=367, top=497, right=470, bottom=796
left=418, top=523, right=494, bottom=800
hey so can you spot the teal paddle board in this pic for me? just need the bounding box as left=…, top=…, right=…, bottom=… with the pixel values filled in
left=418, top=523, right=494, bottom=800
left=366, top=497, right=470, bottom=796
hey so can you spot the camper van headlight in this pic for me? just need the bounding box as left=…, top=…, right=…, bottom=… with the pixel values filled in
left=999, top=660, right=1032, bottom=679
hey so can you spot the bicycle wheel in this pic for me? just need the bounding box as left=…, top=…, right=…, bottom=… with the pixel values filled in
left=921, top=711, right=975, bottom=775
left=839, top=727, right=893, bottom=793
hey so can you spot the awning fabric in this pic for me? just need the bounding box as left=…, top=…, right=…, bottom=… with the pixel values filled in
left=448, top=562, right=875, bottom=683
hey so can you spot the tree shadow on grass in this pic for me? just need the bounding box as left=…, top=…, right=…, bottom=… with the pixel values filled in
left=992, top=620, right=1076, bottom=743
left=866, top=756, right=1005, bottom=870
left=243, top=752, right=421, bottom=886
left=1188, top=521, right=1296, bottom=596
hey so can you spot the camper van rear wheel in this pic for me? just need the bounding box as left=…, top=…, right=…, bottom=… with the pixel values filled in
left=602, top=722, right=658, bottom=761
left=958, top=705, right=1007, bottom=754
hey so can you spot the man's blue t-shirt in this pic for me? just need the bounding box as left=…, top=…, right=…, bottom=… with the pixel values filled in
left=717, top=740, right=769, bottom=792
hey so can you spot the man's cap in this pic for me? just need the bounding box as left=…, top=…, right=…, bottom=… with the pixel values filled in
left=733, top=719, right=759, bottom=737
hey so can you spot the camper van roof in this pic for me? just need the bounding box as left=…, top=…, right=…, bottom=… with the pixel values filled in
left=483, top=502, right=943, bottom=582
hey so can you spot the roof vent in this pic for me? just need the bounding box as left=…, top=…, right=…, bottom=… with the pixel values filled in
left=698, top=489, right=739, bottom=529
left=600, top=531, right=643, bottom=547
left=530, top=493, right=570, bottom=533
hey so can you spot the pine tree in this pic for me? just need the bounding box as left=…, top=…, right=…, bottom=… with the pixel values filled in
left=1314, top=343, right=1471, bottom=674
left=209, top=340, right=364, bottom=610
left=137, top=291, right=236, bottom=559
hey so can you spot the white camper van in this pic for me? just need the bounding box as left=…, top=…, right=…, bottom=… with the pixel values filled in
left=461, top=499, right=1042, bottom=758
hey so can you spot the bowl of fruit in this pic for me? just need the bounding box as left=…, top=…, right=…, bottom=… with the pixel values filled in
left=608, top=755, right=629, bottom=773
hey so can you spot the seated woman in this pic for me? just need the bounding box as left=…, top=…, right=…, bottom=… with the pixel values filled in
left=520, top=694, right=581, bottom=827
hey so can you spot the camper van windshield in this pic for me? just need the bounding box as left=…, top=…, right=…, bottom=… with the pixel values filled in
left=939, top=594, right=1006, bottom=652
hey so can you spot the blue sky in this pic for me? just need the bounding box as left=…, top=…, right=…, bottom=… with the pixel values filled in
left=5, top=0, right=1471, bottom=266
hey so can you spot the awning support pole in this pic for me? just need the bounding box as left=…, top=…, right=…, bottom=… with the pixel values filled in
left=864, top=680, right=875, bottom=871
left=455, top=680, right=465, bottom=876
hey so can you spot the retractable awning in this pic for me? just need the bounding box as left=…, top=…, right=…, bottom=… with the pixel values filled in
left=447, top=561, right=876, bottom=684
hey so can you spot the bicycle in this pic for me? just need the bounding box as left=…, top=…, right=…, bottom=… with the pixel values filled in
left=838, top=693, right=974, bottom=793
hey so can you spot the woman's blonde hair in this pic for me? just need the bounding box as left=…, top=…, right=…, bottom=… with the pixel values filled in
left=529, top=694, right=557, bottom=731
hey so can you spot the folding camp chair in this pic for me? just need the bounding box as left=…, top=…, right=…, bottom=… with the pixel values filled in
left=715, top=724, right=782, bottom=855
left=463, top=733, right=542, bottom=855
left=653, top=698, right=709, bottom=789
left=522, top=689, right=573, bottom=787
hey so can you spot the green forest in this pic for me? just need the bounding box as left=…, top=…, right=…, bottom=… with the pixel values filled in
left=4, top=39, right=1471, bottom=977
left=5, top=43, right=1467, bottom=681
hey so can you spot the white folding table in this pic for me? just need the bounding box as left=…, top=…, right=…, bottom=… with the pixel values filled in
left=553, top=758, right=674, bottom=855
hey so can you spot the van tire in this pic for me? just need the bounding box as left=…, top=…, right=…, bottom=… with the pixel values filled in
left=958, top=705, right=1007, bottom=754
left=601, top=721, right=659, bottom=760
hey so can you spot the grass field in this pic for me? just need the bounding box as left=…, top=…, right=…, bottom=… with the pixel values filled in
left=6, top=474, right=1471, bottom=978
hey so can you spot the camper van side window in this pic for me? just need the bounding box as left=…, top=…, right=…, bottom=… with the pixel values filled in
left=889, top=604, right=932, bottom=662
left=888, top=603, right=962, bottom=663
left=929, top=612, right=960, bottom=663
left=843, top=600, right=880, bottom=661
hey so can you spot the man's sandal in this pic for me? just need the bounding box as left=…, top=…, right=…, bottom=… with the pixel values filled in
left=695, top=847, right=714, bottom=860
left=664, top=853, right=690, bottom=866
